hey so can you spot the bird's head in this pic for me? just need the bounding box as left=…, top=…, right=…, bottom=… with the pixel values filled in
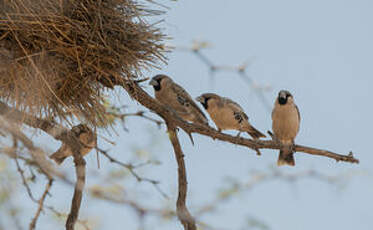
left=149, top=74, right=171, bottom=91
left=196, top=93, right=219, bottom=109
left=277, top=90, right=293, bottom=105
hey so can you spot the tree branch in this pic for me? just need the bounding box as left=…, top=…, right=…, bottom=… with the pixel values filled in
left=29, top=178, right=53, bottom=230
left=65, top=126, right=87, bottom=230
left=96, top=147, right=168, bottom=198
left=0, top=117, right=68, bottom=181
left=0, top=102, right=70, bottom=142
left=166, top=122, right=196, bottom=230
left=118, top=80, right=359, bottom=164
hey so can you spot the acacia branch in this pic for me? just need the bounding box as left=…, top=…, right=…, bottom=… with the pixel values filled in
left=118, top=80, right=359, bottom=164
left=65, top=127, right=87, bottom=230
left=0, top=117, right=69, bottom=181
left=29, top=178, right=53, bottom=230
left=96, top=147, right=168, bottom=198
left=0, top=102, right=70, bottom=142
left=166, top=122, right=196, bottom=230
left=0, top=107, right=89, bottom=230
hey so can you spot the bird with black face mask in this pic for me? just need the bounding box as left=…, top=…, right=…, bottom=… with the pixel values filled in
left=196, top=93, right=265, bottom=139
left=272, top=90, right=300, bottom=166
left=149, top=74, right=208, bottom=125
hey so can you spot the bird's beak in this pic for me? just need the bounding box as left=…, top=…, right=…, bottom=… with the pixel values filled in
left=149, top=79, right=158, bottom=86
left=195, top=96, right=204, bottom=103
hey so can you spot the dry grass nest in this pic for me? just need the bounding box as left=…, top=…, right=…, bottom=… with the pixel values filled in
left=0, top=0, right=166, bottom=126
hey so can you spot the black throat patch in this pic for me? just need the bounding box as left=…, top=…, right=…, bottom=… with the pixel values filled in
left=153, top=80, right=161, bottom=91
left=201, top=97, right=210, bottom=109
left=278, top=97, right=287, bottom=105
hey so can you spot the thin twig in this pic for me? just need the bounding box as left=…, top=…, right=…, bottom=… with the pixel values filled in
left=178, top=43, right=271, bottom=111
left=14, top=157, right=37, bottom=203
left=29, top=178, right=53, bottom=230
left=96, top=147, right=168, bottom=198
left=195, top=168, right=351, bottom=217
left=108, top=110, right=163, bottom=127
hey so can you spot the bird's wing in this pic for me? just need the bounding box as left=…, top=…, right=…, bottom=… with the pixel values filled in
left=295, top=104, right=301, bottom=122
left=171, top=83, right=207, bottom=119
left=224, top=98, right=249, bottom=120
left=271, top=102, right=277, bottom=120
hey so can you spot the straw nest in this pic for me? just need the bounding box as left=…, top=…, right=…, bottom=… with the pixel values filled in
left=0, top=0, right=166, bottom=126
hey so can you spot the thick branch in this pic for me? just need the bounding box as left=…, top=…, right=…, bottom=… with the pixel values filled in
left=65, top=128, right=87, bottom=230
left=0, top=102, right=69, bottom=142
left=118, top=80, right=359, bottom=164
left=0, top=117, right=67, bottom=180
left=167, top=122, right=196, bottom=230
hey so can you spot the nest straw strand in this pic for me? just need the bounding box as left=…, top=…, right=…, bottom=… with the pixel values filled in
left=0, top=0, right=166, bottom=126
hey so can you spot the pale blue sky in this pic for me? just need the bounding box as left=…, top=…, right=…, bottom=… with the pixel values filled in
left=6, top=1, right=373, bottom=230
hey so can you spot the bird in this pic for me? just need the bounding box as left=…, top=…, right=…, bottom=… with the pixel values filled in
left=149, top=74, right=208, bottom=125
left=196, top=93, right=266, bottom=139
left=272, top=90, right=300, bottom=166
left=50, top=124, right=97, bottom=165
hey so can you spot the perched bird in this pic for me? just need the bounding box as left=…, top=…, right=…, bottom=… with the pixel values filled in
left=50, top=124, right=97, bottom=165
left=272, top=90, right=300, bottom=166
left=149, top=74, right=208, bottom=125
left=196, top=93, right=265, bottom=139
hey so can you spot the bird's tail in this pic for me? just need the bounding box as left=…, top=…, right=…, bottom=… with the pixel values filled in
left=245, top=125, right=266, bottom=139
left=49, top=151, right=67, bottom=165
left=277, top=147, right=295, bottom=166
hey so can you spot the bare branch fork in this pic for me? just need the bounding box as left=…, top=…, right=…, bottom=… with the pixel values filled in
left=65, top=128, right=87, bottom=230
left=0, top=101, right=168, bottom=229
left=176, top=43, right=272, bottom=110
left=0, top=104, right=86, bottom=230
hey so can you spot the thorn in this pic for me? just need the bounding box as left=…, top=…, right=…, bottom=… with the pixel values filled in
left=134, top=78, right=149, bottom=83
left=254, top=148, right=261, bottom=156
left=187, top=132, right=195, bottom=146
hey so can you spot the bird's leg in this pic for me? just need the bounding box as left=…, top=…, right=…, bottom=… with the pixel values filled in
left=290, top=141, right=296, bottom=153
left=235, top=131, right=242, bottom=138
